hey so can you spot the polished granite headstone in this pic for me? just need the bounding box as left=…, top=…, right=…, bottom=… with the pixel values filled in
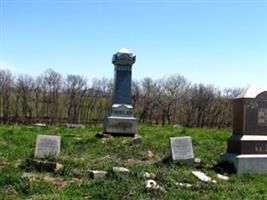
left=222, top=86, right=267, bottom=173
left=103, top=48, right=137, bottom=136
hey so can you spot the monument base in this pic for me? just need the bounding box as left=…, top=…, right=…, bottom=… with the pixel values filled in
left=104, top=116, right=137, bottom=136
left=103, top=104, right=137, bottom=136
left=221, top=153, right=267, bottom=174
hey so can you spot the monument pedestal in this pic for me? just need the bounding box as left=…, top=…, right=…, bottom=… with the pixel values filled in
left=104, top=104, right=137, bottom=136
left=222, top=153, right=267, bottom=174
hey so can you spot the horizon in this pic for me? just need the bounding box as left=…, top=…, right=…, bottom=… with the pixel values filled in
left=0, top=0, right=266, bottom=89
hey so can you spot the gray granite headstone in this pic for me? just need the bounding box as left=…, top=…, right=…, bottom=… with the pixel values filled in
left=34, top=135, right=61, bottom=158
left=170, top=136, right=194, bottom=163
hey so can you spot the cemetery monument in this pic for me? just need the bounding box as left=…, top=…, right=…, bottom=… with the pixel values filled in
left=103, top=48, right=137, bottom=136
left=222, top=86, right=267, bottom=173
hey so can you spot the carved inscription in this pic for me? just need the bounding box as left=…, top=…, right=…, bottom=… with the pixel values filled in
left=170, top=137, right=194, bottom=161
left=258, top=108, right=267, bottom=126
left=34, top=135, right=61, bottom=158
left=255, top=143, right=267, bottom=153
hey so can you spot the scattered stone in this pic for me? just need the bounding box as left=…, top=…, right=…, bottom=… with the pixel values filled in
left=43, top=176, right=68, bottom=188
left=22, top=172, right=38, bottom=181
left=71, top=169, right=83, bottom=179
left=33, top=123, right=46, bottom=127
left=147, top=151, right=154, bottom=158
left=90, top=170, right=107, bottom=178
left=176, top=182, right=193, bottom=188
left=30, top=159, right=63, bottom=172
left=66, top=123, right=85, bottom=128
left=143, top=172, right=156, bottom=179
left=130, top=135, right=143, bottom=146
left=113, top=167, right=130, bottom=173
left=194, top=158, right=201, bottom=164
left=192, top=171, right=216, bottom=183
left=55, top=163, right=64, bottom=172
left=145, top=179, right=161, bottom=190
left=217, top=174, right=229, bottom=181
left=34, top=135, right=61, bottom=158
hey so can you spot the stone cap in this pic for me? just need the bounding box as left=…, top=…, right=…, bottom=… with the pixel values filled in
left=236, top=86, right=267, bottom=99
left=112, top=104, right=133, bottom=109
left=112, top=48, right=136, bottom=65
left=117, top=48, right=132, bottom=55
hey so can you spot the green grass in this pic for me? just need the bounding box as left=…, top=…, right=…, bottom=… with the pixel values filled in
left=0, top=124, right=267, bottom=199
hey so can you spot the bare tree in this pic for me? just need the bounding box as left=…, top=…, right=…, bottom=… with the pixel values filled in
left=0, top=70, right=14, bottom=123
left=15, top=75, right=34, bottom=123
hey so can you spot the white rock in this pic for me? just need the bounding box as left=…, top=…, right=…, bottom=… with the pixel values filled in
left=33, top=123, right=46, bottom=127
left=176, top=182, right=193, bottom=188
left=217, top=174, right=229, bottom=181
left=113, top=167, right=130, bottom=173
left=194, top=158, right=201, bottom=164
left=192, top=171, right=216, bottom=183
left=90, top=170, right=107, bottom=178
left=55, top=163, right=64, bottom=172
left=143, top=172, right=156, bottom=179
left=146, top=179, right=161, bottom=190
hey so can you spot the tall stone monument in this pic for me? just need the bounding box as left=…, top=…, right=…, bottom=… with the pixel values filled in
left=103, top=48, right=137, bottom=136
left=222, top=86, right=267, bottom=174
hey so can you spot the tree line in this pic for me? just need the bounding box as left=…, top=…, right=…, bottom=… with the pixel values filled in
left=0, top=69, right=242, bottom=128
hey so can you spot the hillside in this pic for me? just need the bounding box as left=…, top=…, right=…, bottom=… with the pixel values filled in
left=1, top=124, right=267, bottom=199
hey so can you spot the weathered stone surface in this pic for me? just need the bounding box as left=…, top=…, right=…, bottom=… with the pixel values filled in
left=113, top=167, right=130, bottom=173
left=170, top=136, right=194, bottom=163
left=217, top=174, right=229, bottom=181
left=233, top=87, right=267, bottom=135
left=90, top=170, right=107, bottom=178
left=104, top=116, right=137, bottom=135
left=34, top=135, right=61, bottom=158
left=145, top=179, right=161, bottom=190
left=130, top=135, right=143, bottom=146
left=176, top=182, right=193, bottom=188
left=143, top=172, right=156, bottom=179
left=65, top=124, right=85, bottom=128
left=29, top=159, right=63, bottom=172
left=33, top=123, right=46, bottom=127
left=227, top=135, right=267, bottom=154
left=192, top=171, right=216, bottom=183
left=222, top=153, right=267, bottom=174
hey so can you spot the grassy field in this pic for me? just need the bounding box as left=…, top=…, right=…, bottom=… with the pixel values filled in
left=1, top=124, right=267, bottom=200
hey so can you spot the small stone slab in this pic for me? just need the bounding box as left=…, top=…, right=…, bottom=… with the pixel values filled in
left=170, top=136, right=194, bottom=163
left=113, top=167, right=130, bottom=173
left=34, top=123, right=46, bottom=127
left=217, top=174, right=229, bottom=181
left=34, top=135, right=61, bottom=158
left=90, top=170, right=107, bottom=178
left=29, top=159, right=63, bottom=172
left=192, top=171, right=216, bottom=183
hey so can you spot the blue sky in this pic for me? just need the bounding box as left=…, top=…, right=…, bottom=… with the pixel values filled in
left=0, top=0, right=266, bottom=88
